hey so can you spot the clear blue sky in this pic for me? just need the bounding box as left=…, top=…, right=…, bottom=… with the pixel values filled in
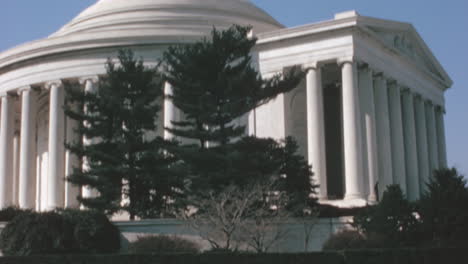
left=1, top=0, right=467, bottom=176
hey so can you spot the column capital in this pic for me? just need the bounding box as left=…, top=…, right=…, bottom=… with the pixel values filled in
left=44, top=80, right=63, bottom=90
left=0, top=91, right=18, bottom=98
left=337, top=56, right=356, bottom=67
left=435, top=105, right=446, bottom=113
left=373, top=72, right=385, bottom=80
left=303, top=61, right=320, bottom=71
left=17, top=86, right=32, bottom=96
left=78, top=76, right=99, bottom=85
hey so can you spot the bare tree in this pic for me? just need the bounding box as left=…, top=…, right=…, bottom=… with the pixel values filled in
left=180, top=180, right=296, bottom=252
left=180, top=185, right=258, bottom=251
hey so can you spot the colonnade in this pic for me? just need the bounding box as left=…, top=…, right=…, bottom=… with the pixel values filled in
left=0, top=77, right=99, bottom=210
left=305, top=59, right=447, bottom=201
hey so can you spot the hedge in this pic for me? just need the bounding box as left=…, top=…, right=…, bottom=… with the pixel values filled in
left=0, top=250, right=466, bottom=264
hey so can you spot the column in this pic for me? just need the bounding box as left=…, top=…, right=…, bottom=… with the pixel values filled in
left=305, top=66, right=327, bottom=199
left=80, top=76, right=99, bottom=200
left=164, top=82, right=176, bottom=140
left=435, top=106, right=447, bottom=168
left=388, top=82, right=407, bottom=194
left=18, top=87, right=37, bottom=209
left=358, top=66, right=378, bottom=202
left=0, top=93, right=15, bottom=208
left=401, top=89, right=420, bottom=201
left=373, top=74, right=393, bottom=197
left=12, top=132, right=20, bottom=205
left=65, top=99, right=81, bottom=209
left=340, top=60, right=365, bottom=200
left=414, top=95, right=430, bottom=193
left=426, top=102, right=439, bottom=172
left=46, top=81, right=66, bottom=210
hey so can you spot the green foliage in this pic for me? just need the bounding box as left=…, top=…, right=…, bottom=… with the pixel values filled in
left=322, top=230, right=388, bottom=250
left=0, top=206, right=31, bottom=222
left=162, top=25, right=305, bottom=194
left=0, top=211, right=75, bottom=256
left=59, top=209, right=120, bottom=254
left=353, top=185, right=420, bottom=247
left=128, top=235, right=200, bottom=254
left=65, top=49, right=183, bottom=219
left=418, top=168, right=468, bottom=246
left=0, top=250, right=464, bottom=264
left=0, top=210, right=120, bottom=256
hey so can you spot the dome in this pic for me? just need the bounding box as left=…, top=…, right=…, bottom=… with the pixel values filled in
left=51, top=0, right=283, bottom=37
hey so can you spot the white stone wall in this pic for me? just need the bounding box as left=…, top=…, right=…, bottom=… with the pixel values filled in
left=115, top=217, right=353, bottom=252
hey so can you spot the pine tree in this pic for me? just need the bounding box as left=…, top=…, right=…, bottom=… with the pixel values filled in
left=64, top=50, right=183, bottom=220
left=162, top=25, right=305, bottom=192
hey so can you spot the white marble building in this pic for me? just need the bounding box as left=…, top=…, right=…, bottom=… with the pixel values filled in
left=0, top=0, right=451, bottom=211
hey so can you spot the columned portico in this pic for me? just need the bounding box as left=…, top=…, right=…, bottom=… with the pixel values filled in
left=45, top=81, right=66, bottom=210
left=0, top=94, right=15, bottom=208
left=340, top=60, right=365, bottom=201
left=388, top=82, right=407, bottom=193
left=401, top=89, right=420, bottom=200
left=18, top=87, right=37, bottom=209
left=305, top=65, right=327, bottom=199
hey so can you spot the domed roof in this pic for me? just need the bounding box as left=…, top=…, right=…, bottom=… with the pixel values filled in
left=51, top=0, right=283, bottom=37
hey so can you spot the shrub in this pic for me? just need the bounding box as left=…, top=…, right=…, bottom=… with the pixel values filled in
left=322, top=230, right=367, bottom=250
left=0, top=210, right=120, bottom=256
left=418, top=168, right=468, bottom=246
left=0, top=211, right=75, bottom=256
left=128, top=235, right=200, bottom=254
left=59, top=209, right=120, bottom=254
left=0, top=206, right=31, bottom=222
left=322, top=230, right=388, bottom=250
left=353, top=185, right=420, bottom=247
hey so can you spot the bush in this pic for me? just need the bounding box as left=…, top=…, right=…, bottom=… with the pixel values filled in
left=128, top=235, right=200, bottom=254
left=0, top=211, right=75, bottom=256
left=353, top=185, right=420, bottom=247
left=0, top=206, right=31, bottom=222
left=323, top=230, right=388, bottom=250
left=0, top=210, right=120, bottom=256
left=59, top=209, right=120, bottom=254
left=418, top=168, right=468, bottom=247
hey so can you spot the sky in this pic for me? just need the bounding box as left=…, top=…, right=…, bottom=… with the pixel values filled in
left=0, top=0, right=467, bottom=176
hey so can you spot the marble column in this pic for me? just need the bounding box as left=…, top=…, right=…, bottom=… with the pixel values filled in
left=358, top=66, right=378, bottom=202
left=401, top=89, right=420, bottom=201
left=388, top=82, right=407, bottom=194
left=373, top=74, right=393, bottom=196
left=65, top=98, right=81, bottom=209
left=340, top=60, right=364, bottom=200
left=305, top=66, right=327, bottom=199
left=18, top=87, right=37, bottom=209
left=80, top=76, right=99, bottom=200
left=164, top=82, right=176, bottom=140
left=426, top=102, right=439, bottom=173
left=0, top=94, right=15, bottom=208
left=414, top=95, right=430, bottom=193
left=435, top=106, right=447, bottom=168
left=46, top=80, right=66, bottom=210
left=12, top=132, right=20, bottom=205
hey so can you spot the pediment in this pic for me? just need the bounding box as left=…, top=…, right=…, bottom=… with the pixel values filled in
left=358, top=18, right=452, bottom=87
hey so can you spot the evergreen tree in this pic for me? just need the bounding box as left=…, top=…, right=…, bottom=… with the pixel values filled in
left=162, top=25, right=305, bottom=192
left=65, top=50, right=182, bottom=220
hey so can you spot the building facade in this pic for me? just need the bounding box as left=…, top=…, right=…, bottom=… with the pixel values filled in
left=0, top=0, right=452, bottom=211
